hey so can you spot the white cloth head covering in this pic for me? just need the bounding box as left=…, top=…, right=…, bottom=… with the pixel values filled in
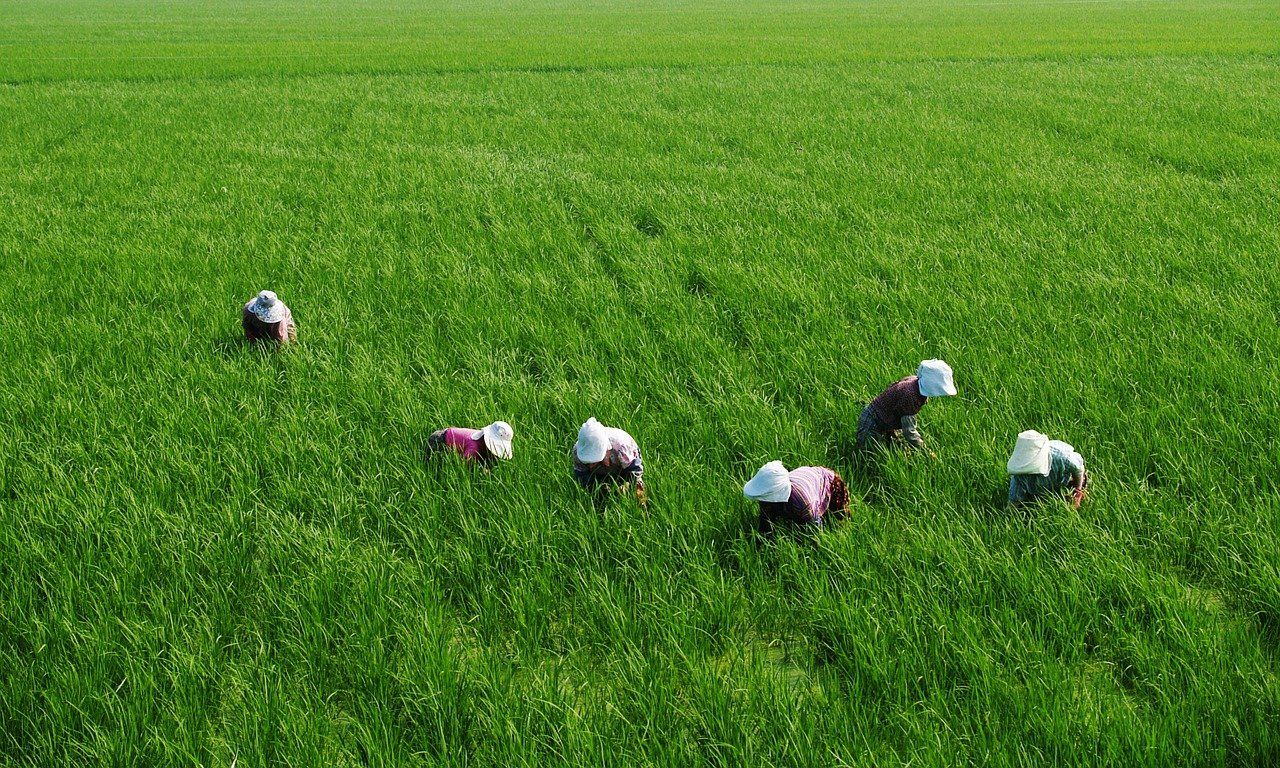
left=248, top=290, right=287, bottom=323
left=916, top=359, right=957, bottom=397
left=1048, top=439, right=1085, bottom=472
left=477, top=421, right=514, bottom=460
left=743, top=460, right=792, bottom=503
left=575, top=418, right=609, bottom=463
left=1007, top=430, right=1051, bottom=475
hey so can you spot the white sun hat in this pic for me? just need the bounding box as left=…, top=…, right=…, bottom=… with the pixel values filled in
left=249, top=290, right=287, bottom=323
left=743, top=460, right=792, bottom=503
left=575, top=418, right=610, bottom=463
left=478, top=421, right=515, bottom=460
left=917, top=359, right=957, bottom=397
left=1007, top=430, right=1051, bottom=476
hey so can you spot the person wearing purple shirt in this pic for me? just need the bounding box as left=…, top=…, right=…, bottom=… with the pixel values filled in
left=743, top=460, right=850, bottom=534
left=856, top=359, right=957, bottom=452
left=427, top=421, right=515, bottom=465
left=242, top=290, right=297, bottom=344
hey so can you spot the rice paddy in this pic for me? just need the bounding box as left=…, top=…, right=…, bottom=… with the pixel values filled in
left=1, top=0, right=1279, bottom=764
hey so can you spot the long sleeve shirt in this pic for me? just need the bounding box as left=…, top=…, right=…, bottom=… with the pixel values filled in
left=428, top=427, right=494, bottom=463
left=242, top=304, right=296, bottom=343
left=573, top=428, right=644, bottom=487
left=866, top=375, right=928, bottom=447
left=757, top=466, right=848, bottom=529
left=1008, top=444, right=1086, bottom=504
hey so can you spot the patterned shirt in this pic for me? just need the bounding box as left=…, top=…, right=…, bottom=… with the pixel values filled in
left=859, top=375, right=928, bottom=447
left=428, top=427, right=493, bottom=463
left=242, top=304, right=296, bottom=343
left=573, top=428, right=644, bottom=486
left=868, top=376, right=927, bottom=429
left=758, top=466, right=848, bottom=528
left=1008, top=444, right=1086, bottom=504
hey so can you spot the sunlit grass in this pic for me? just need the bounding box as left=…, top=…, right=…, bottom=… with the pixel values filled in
left=1, top=1, right=1278, bottom=765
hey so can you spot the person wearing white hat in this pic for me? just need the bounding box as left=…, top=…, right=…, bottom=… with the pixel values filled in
left=743, top=460, right=849, bottom=534
left=1006, top=430, right=1088, bottom=508
left=855, top=359, right=957, bottom=453
left=572, top=418, right=646, bottom=505
left=242, top=290, right=297, bottom=344
left=427, top=421, right=515, bottom=465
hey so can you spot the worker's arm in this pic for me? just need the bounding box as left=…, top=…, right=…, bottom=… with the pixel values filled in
left=1070, top=468, right=1087, bottom=508
left=900, top=414, right=926, bottom=449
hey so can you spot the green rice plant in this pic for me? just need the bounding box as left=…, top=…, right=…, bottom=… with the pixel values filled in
left=1, top=0, right=1278, bottom=765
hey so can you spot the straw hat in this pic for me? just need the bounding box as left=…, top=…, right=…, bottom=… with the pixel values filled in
left=248, top=290, right=287, bottom=323
left=743, top=461, right=792, bottom=503
left=575, top=418, right=609, bottom=463
left=478, top=421, right=515, bottom=460
left=1007, top=430, right=1051, bottom=475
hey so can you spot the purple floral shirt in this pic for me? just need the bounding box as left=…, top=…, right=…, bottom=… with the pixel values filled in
left=242, top=304, right=295, bottom=343
left=573, top=429, right=644, bottom=486
left=757, top=467, right=849, bottom=528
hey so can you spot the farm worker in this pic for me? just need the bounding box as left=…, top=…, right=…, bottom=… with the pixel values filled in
left=573, top=418, right=647, bottom=505
left=242, top=290, right=297, bottom=344
left=855, top=359, right=957, bottom=453
left=743, top=460, right=849, bottom=533
left=427, top=421, right=515, bottom=465
left=1006, top=430, right=1088, bottom=508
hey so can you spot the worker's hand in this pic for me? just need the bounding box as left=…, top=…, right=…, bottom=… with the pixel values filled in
left=1072, top=488, right=1085, bottom=508
left=635, top=485, right=649, bottom=509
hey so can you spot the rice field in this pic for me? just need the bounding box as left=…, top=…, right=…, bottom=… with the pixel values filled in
left=1, top=0, right=1279, bottom=764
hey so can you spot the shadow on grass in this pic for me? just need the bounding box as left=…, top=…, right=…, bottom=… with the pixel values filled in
left=211, top=333, right=292, bottom=359
left=707, top=503, right=761, bottom=577
left=1252, top=605, right=1280, bottom=660
left=830, top=438, right=898, bottom=509
left=956, top=473, right=1022, bottom=521
left=420, top=440, right=503, bottom=485
left=579, top=480, right=645, bottom=519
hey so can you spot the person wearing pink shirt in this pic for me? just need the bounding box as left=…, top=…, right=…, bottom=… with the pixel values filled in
left=426, top=421, right=515, bottom=465
left=743, top=461, right=849, bottom=534
left=572, top=418, right=647, bottom=506
left=242, top=290, right=297, bottom=344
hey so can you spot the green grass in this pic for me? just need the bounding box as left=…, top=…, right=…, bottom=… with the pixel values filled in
left=2, top=0, right=1279, bottom=764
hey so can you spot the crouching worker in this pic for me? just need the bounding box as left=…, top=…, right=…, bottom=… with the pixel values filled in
left=856, top=359, right=957, bottom=453
left=743, top=460, right=849, bottom=534
left=573, top=418, right=646, bottom=506
left=1007, top=430, right=1088, bottom=508
left=427, top=421, right=514, bottom=465
left=242, top=290, right=297, bottom=344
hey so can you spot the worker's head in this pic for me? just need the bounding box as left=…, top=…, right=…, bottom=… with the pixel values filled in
left=478, top=421, right=515, bottom=460
left=1007, top=430, right=1051, bottom=476
left=916, top=359, right=957, bottom=397
left=249, top=289, right=287, bottom=323
left=575, top=418, right=609, bottom=463
left=743, top=460, right=791, bottom=503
